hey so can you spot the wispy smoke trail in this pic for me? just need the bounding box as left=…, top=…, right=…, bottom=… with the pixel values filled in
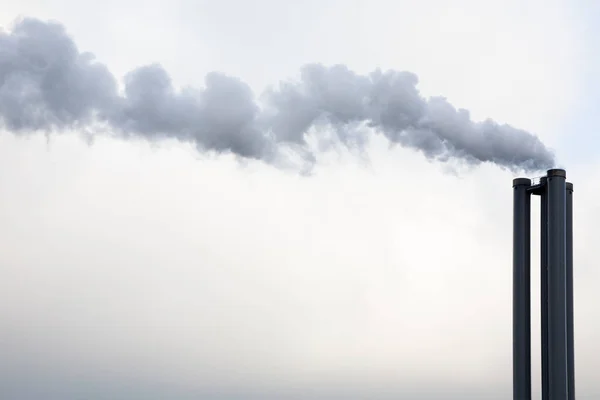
left=0, top=17, right=555, bottom=172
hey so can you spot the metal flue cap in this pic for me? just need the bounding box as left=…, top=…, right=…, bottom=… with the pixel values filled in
left=567, top=182, right=574, bottom=192
left=547, top=168, right=566, bottom=178
left=513, top=178, right=532, bottom=187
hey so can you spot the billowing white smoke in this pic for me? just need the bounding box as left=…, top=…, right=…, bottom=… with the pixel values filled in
left=0, top=17, right=554, bottom=172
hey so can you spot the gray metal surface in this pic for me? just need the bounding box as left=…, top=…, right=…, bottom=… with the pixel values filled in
left=566, top=182, right=575, bottom=400
left=540, top=176, right=549, bottom=400
left=546, top=169, right=568, bottom=400
left=513, top=177, right=532, bottom=400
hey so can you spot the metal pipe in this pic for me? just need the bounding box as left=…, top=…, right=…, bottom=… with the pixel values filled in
left=540, top=177, right=549, bottom=400
left=513, top=177, right=532, bottom=400
left=546, top=168, right=568, bottom=400
left=566, top=182, right=575, bottom=400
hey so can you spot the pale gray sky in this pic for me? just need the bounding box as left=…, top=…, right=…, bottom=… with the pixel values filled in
left=0, top=1, right=598, bottom=399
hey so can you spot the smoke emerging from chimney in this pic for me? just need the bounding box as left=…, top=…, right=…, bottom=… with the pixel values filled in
left=0, top=17, right=555, bottom=172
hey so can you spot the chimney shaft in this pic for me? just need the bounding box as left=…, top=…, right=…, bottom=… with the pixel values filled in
left=546, top=169, right=568, bottom=399
left=541, top=176, right=549, bottom=400
left=513, top=177, right=532, bottom=400
left=566, top=182, right=575, bottom=400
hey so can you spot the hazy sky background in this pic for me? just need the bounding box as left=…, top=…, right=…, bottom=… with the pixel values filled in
left=1, top=1, right=599, bottom=399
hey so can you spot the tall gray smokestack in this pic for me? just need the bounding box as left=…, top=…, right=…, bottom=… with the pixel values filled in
left=546, top=169, right=568, bottom=399
left=566, top=182, right=575, bottom=400
left=513, top=177, right=532, bottom=400
left=0, top=17, right=555, bottom=172
left=513, top=169, right=575, bottom=400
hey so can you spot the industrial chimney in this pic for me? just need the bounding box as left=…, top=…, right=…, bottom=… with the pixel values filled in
left=513, top=169, right=575, bottom=400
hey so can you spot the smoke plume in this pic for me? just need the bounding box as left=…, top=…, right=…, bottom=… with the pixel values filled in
left=0, top=17, right=554, bottom=172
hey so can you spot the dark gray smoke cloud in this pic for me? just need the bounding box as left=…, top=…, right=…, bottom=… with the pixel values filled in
left=0, top=17, right=555, bottom=172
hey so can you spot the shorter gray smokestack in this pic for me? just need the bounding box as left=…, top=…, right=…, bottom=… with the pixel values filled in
left=0, top=17, right=555, bottom=172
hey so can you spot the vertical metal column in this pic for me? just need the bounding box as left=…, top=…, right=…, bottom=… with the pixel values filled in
left=513, top=177, right=532, bottom=400
left=546, top=169, right=568, bottom=400
left=540, top=177, right=549, bottom=400
left=566, top=182, right=575, bottom=400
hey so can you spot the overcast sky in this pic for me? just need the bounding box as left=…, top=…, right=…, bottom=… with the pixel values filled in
left=1, top=1, right=599, bottom=399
